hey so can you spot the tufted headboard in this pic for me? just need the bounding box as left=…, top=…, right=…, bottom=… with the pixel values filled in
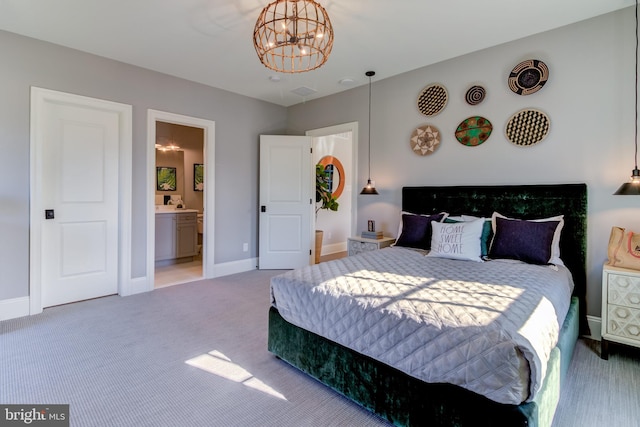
left=402, top=183, right=588, bottom=334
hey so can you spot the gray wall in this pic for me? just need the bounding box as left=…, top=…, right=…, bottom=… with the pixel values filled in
left=287, top=7, right=640, bottom=319
left=0, top=29, right=286, bottom=302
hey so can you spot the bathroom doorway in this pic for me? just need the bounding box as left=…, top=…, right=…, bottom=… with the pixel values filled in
left=146, top=110, right=215, bottom=290
left=154, top=122, right=204, bottom=287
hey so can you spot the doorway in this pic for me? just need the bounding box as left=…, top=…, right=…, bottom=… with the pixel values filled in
left=306, top=122, right=358, bottom=259
left=146, top=110, right=215, bottom=290
left=154, top=122, right=204, bottom=287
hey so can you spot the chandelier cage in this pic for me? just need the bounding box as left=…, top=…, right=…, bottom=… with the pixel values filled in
left=253, top=0, right=334, bottom=73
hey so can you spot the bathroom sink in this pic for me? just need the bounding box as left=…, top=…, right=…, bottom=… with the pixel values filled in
left=155, top=205, right=176, bottom=211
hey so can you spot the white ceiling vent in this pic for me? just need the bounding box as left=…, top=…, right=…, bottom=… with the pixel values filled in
left=291, top=86, right=317, bottom=97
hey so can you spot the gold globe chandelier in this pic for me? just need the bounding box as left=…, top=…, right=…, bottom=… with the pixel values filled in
left=253, top=0, right=334, bottom=73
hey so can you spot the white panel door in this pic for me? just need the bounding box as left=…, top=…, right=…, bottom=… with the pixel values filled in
left=259, top=135, right=313, bottom=269
left=40, top=99, right=120, bottom=307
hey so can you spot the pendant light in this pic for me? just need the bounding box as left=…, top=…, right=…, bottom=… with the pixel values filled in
left=361, top=71, right=379, bottom=195
left=615, top=0, right=640, bottom=195
left=253, top=0, right=334, bottom=73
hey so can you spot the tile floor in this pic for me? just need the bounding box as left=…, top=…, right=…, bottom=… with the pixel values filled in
left=154, top=259, right=203, bottom=288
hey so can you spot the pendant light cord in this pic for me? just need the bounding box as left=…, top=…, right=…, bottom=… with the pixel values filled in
left=635, top=0, right=638, bottom=170
left=368, top=73, right=372, bottom=180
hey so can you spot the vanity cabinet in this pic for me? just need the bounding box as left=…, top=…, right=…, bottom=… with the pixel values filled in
left=176, top=213, right=198, bottom=258
left=155, top=212, right=198, bottom=262
left=155, top=214, right=177, bottom=261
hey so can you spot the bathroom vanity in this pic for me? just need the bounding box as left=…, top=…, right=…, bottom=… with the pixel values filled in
left=155, top=209, right=199, bottom=264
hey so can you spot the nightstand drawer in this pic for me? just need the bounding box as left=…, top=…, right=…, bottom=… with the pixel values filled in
left=606, top=304, right=640, bottom=341
left=349, top=240, right=379, bottom=255
left=608, top=273, right=640, bottom=309
left=347, top=236, right=395, bottom=256
left=602, top=264, right=640, bottom=358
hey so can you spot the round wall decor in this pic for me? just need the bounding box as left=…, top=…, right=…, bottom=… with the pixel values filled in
left=410, top=124, right=441, bottom=155
left=465, top=85, right=486, bottom=105
left=454, top=116, right=493, bottom=146
left=417, top=84, right=448, bottom=116
left=508, top=59, right=549, bottom=95
left=505, top=108, right=550, bottom=146
left=318, top=155, right=345, bottom=199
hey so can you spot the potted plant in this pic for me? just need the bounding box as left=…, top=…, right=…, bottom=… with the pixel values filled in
left=315, top=163, right=339, bottom=263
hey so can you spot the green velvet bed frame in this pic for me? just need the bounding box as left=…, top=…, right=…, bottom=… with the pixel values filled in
left=268, top=184, right=587, bottom=427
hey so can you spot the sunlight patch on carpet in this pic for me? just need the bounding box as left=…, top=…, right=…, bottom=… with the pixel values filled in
left=185, top=350, right=287, bottom=400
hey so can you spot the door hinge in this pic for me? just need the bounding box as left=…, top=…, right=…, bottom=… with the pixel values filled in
left=310, top=147, right=313, bottom=153
left=310, top=249, right=312, bottom=255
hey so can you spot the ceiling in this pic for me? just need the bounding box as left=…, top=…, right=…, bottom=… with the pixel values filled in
left=0, top=0, right=633, bottom=107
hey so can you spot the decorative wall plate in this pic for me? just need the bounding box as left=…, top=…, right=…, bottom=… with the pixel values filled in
left=410, top=124, right=441, bottom=155
left=508, top=59, right=549, bottom=95
left=505, top=108, right=550, bottom=146
left=465, top=85, right=486, bottom=105
left=318, top=155, right=345, bottom=199
left=417, top=84, right=448, bottom=116
left=454, top=116, right=492, bottom=146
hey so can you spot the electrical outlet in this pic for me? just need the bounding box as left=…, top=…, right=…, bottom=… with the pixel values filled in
left=243, top=243, right=248, bottom=252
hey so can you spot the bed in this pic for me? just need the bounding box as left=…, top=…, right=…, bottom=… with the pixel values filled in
left=268, top=184, right=587, bottom=427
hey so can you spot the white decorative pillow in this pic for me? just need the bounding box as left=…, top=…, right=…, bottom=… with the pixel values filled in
left=427, top=218, right=485, bottom=262
left=490, top=212, right=564, bottom=266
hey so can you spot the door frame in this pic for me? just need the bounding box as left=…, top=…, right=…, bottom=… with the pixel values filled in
left=306, top=122, right=358, bottom=245
left=29, top=87, right=133, bottom=314
left=146, top=110, right=215, bottom=288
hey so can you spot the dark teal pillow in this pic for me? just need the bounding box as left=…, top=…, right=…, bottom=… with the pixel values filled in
left=479, top=220, right=492, bottom=257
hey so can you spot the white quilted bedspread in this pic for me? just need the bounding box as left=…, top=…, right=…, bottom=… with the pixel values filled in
left=270, top=246, right=574, bottom=405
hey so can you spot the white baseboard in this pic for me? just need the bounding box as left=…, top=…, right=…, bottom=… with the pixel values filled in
left=586, top=315, right=602, bottom=341
left=322, top=242, right=347, bottom=255
left=0, top=296, right=30, bottom=321
left=212, top=257, right=258, bottom=278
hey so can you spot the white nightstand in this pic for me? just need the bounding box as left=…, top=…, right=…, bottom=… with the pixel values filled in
left=347, top=236, right=395, bottom=256
left=601, top=264, right=640, bottom=359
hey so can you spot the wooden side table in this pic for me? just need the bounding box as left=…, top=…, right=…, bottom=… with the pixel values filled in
left=601, top=263, right=640, bottom=359
left=347, top=236, right=395, bottom=256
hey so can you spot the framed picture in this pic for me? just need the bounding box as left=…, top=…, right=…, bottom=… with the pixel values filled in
left=157, top=167, right=176, bottom=191
left=194, top=163, right=204, bottom=191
